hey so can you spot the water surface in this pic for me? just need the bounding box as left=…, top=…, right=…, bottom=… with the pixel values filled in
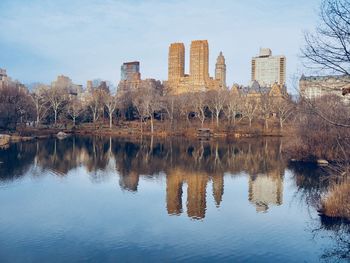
left=0, top=136, right=348, bottom=262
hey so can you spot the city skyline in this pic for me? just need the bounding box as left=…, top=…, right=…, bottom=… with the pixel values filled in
left=0, top=0, right=321, bottom=91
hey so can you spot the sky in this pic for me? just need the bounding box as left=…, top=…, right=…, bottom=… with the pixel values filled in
left=0, top=0, right=321, bottom=91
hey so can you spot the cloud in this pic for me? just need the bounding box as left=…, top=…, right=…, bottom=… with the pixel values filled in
left=0, top=0, right=321, bottom=91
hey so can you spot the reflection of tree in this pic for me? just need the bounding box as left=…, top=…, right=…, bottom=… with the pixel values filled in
left=288, top=163, right=330, bottom=210
left=34, top=136, right=110, bottom=175
left=0, top=141, right=37, bottom=181
left=312, top=219, right=350, bottom=262
left=2, top=136, right=290, bottom=217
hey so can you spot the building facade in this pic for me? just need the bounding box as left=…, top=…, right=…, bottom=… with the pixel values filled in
left=251, top=48, right=286, bottom=87
left=51, top=75, right=82, bottom=95
left=168, top=43, right=185, bottom=83
left=166, top=40, right=225, bottom=95
left=215, top=51, right=226, bottom=88
left=189, top=40, right=209, bottom=84
left=0, top=68, right=8, bottom=89
left=299, top=74, right=350, bottom=102
left=117, top=61, right=163, bottom=96
left=121, top=61, right=141, bottom=82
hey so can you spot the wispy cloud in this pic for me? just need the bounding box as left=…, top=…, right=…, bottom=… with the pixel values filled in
left=0, top=0, right=321, bottom=90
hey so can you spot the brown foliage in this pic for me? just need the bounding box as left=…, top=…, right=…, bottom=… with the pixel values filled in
left=321, top=180, right=350, bottom=220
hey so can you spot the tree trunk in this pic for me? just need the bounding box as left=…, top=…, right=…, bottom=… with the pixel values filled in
left=249, top=118, right=252, bottom=127
left=109, top=114, right=112, bottom=129
left=54, top=109, right=57, bottom=125
left=140, top=117, right=143, bottom=133
left=150, top=116, right=154, bottom=133
left=216, top=113, right=219, bottom=128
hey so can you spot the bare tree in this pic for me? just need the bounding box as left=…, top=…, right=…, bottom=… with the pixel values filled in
left=132, top=83, right=161, bottom=134
left=302, top=0, right=350, bottom=128
left=302, top=0, right=350, bottom=76
left=224, top=91, right=242, bottom=126
left=0, top=82, right=34, bottom=129
left=208, top=89, right=227, bottom=128
left=241, top=96, right=259, bottom=127
left=161, top=94, right=180, bottom=131
left=104, top=93, right=118, bottom=129
left=45, top=85, right=68, bottom=126
left=259, top=93, right=274, bottom=130
left=67, top=96, right=84, bottom=127
left=88, top=89, right=104, bottom=125
left=31, top=84, right=49, bottom=127
left=193, top=92, right=207, bottom=128
left=274, top=97, right=295, bottom=130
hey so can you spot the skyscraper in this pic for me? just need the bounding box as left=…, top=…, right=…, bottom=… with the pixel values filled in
left=168, top=43, right=185, bottom=82
left=251, top=48, right=286, bottom=87
left=190, top=40, right=209, bottom=84
left=166, top=40, right=222, bottom=94
left=215, top=51, right=226, bottom=88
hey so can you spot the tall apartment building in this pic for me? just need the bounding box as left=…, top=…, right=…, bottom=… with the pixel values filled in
left=251, top=48, right=286, bottom=87
left=190, top=40, right=209, bottom=84
left=215, top=51, right=226, bottom=88
left=166, top=40, right=225, bottom=94
left=168, top=43, right=185, bottom=82
left=117, top=61, right=163, bottom=96
left=121, top=61, right=141, bottom=82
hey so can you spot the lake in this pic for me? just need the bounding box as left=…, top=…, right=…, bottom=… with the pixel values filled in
left=0, top=136, right=348, bottom=262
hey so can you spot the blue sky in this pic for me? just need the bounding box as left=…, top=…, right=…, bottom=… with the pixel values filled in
left=0, top=0, right=321, bottom=90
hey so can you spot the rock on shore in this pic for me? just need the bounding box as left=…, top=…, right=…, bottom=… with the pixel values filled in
left=57, top=131, right=69, bottom=139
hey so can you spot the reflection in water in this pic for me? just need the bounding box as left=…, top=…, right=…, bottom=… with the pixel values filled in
left=0, top=136, right=348, bottom=262
left=0, top=136, right=286, bottom=219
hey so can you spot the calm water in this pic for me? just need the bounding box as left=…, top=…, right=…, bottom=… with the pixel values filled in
left=0, top=136, right=348, bottom=262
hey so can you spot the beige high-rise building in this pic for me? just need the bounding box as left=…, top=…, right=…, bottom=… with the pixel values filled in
left=190, top=40, right=209, bottom=84
left=166, top=40, right=223, bottom=94
left=168, top=43, right=185, bottom=83
left=215, top=51, right=226, bottom=88
left=251, top=48, right=286, bottom=87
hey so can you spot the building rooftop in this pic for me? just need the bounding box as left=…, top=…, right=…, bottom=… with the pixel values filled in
left=259, top=48, right=272, bottom=57
left=123, top=61, right=140, bottom=65
left=300, top=74, right=350, bottom=81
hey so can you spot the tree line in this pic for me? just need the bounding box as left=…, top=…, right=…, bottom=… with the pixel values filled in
left=0, top=79, right=297, bottom=133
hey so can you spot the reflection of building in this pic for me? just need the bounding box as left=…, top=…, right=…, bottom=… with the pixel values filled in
left=212, top=175, right=224, bottom=207
left=166, top=168, right=224, bottom=220
left=119, top=171, right=139, bottom=192
left=166, top=170, right=183, bottom=215
left=248, top=171, right=283, bottom=212
left=251, top=48, right=286, bottom=87
left=166, top=40, right=226, bottom=94
left=299, top=74, right=350, bottom=102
